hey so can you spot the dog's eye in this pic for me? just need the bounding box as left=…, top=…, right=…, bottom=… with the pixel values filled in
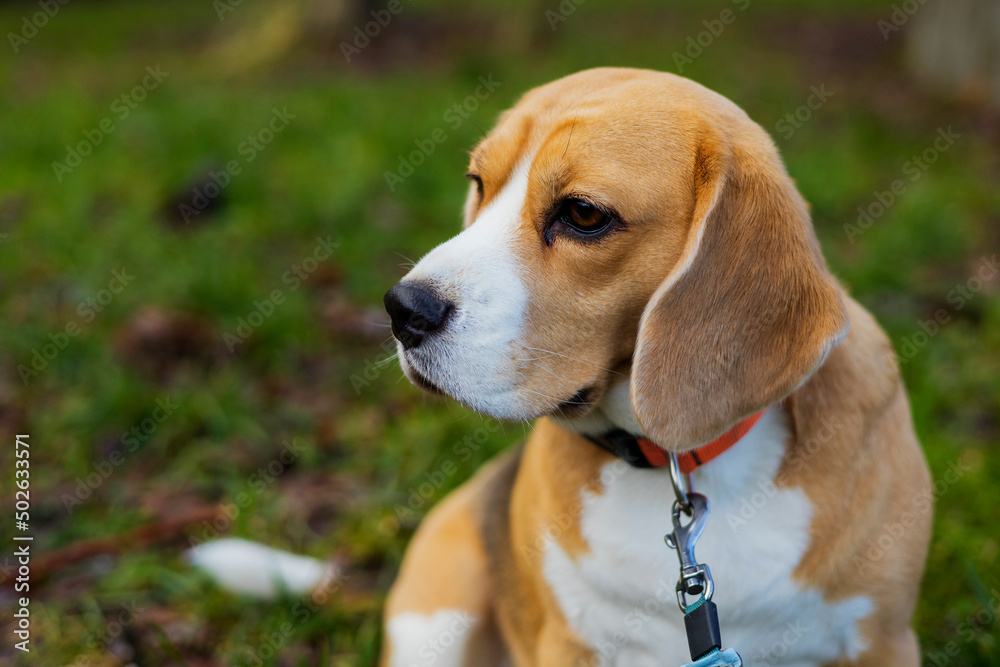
left=544, top=197, right=620, bottom=245
left=564, top=199, right=611, bottom=234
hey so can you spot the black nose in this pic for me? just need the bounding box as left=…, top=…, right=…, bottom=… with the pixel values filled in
left=383, top=282, right=453, bottom=350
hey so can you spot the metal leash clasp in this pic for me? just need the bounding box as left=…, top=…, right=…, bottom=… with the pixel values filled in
left=664, top=452, right=741, bottom=665
left=664, top=453, right=715, bottom=612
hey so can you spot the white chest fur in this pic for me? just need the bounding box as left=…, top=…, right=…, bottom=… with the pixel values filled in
left=543, top=408, right=873, bottom=667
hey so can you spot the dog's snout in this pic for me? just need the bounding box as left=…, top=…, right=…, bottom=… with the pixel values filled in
left=384, top=282, right=453, bottom=350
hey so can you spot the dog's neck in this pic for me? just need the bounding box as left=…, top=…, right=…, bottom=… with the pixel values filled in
left=553, top=378, right=646, bottom=438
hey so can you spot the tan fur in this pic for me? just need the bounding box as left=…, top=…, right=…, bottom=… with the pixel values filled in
left=781, top=299, right=931, bottom=664
left=631, top=125, right=848, bottom=451
left=383, top=68, right=931, bottom=666
left=381, top=452, right=515, bottom=666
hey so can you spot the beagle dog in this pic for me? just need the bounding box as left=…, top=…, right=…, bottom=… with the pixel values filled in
left=381, top=68, right=932, bottom=667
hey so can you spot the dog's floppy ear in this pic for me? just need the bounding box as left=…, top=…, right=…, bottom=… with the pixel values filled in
left=631, top=131, right=849, bottom=451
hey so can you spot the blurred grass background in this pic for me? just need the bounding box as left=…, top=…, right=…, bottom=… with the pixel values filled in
left=0, top=0, right=998, bottom=664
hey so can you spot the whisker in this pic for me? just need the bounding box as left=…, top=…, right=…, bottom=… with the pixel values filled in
left=373, top=353, right=399, bottom=368
left=451, top=410, right=476, bottom=424
left=530, top=363, right=576, bottom=386
left=521, top=346, right=622, bottom=375
left=520, top=386, right=579, bottom=404
left=393, top=251, right=417, bottom=267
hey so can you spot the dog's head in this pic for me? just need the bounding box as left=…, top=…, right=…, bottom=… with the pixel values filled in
left=384, top=68, right=848, bottom=452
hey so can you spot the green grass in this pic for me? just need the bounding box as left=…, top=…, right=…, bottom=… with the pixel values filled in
left=0, top=0, right=998, bottom=664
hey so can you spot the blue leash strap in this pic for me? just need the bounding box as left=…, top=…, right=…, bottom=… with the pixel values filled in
left=679, top=647, right=743, bottom=667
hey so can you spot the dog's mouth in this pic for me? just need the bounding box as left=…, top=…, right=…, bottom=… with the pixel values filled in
left=407, top=365, right=445, bottom=396
left=400, top=347, right=606, bottom=421
left=554, top=385, right=597, bottom=418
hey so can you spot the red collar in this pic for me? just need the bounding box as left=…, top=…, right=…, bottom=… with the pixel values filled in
left=584, top=409, right=767, bottom=473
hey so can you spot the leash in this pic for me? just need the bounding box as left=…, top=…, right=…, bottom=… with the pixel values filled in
left=665, top=452, right=744, bottom=667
